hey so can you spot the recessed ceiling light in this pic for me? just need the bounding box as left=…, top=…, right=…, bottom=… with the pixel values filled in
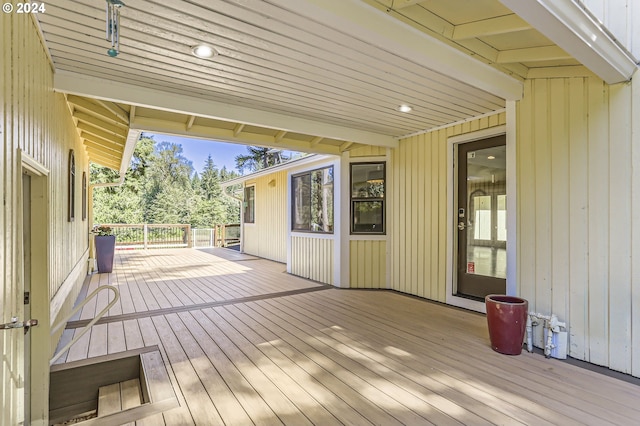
left=191, top=44, right=218, bottom=59
left=487, top=155, right=496, bottom=160
left=397, top=104, right=412, bottom=113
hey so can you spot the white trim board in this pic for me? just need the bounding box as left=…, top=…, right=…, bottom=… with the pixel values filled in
left=445, top=125, right=512, bottom=313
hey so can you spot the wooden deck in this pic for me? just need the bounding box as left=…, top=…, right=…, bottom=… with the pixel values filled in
left=55, top=248, right=640, bottom=425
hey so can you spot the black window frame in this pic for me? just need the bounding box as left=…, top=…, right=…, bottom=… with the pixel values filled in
left=243, top=185, right=255, bottom=224
left=291, top=165, right=334, bottom=234
left=350, top=162, right=386, bottom=235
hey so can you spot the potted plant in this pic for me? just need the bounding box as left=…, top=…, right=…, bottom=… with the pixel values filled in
left=93, top=225, right=116, bottom=273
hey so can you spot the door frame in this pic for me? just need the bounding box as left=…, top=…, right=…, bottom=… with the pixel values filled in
left=19, top=149, right=50, bottom=425
left=445, top=105, right=517, bottom=312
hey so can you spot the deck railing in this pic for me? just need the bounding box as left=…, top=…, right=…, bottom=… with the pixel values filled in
left=98, top=223, right=240, bottom=249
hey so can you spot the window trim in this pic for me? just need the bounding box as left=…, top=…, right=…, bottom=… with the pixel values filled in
left=68, top=149, right=75, bottom=222
left=291, top=165, right=334, bottom=234
left=243, top=185, right=255, bottom=224
left=350, top=161, right=386, bottom=235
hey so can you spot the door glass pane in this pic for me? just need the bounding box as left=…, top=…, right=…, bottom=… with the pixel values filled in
left=465, top=145, right=506, bottom=279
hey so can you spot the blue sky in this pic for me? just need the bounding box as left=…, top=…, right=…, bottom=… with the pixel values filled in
left=146, top=133, right=250, bottom=173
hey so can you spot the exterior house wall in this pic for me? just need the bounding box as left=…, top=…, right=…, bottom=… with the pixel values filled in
left=579, top=0, right=640, bottom=59
left=391, top=113, right=506, bottom=302
left=347, top=147, right=388, bottom=289
left=290, top=236, right=334, bottom=285
left=242, top=170, right=287, bottom=263
left=2, top=14, right=90, bottom=425
left=517, top=73, right=640, bottom=376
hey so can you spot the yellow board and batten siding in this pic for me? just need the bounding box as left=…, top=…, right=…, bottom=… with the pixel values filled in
left=2, top=14, right=91, bottom=425
left=290, top=236, right=334, bottom=285
left=242, top=170, right=288, bottom=263
left=517, top=74, right=640, bottom=376
left=391, top=113, right=506, bottom=302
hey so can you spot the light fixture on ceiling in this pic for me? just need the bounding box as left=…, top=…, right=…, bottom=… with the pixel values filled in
left=487, top=155, right=496, bottom=160
left=191, top=44, right=218, bottom=59
left=397, top=104, right=412, bottom=113
left=105, top=0, right=125, bottom=57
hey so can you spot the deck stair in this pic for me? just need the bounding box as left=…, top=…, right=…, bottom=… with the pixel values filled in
left=97, top=379, right=142, bottom=424
left=49, top=346, right=178, bottom=425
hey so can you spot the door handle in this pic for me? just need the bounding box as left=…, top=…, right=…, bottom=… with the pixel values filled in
left=458, top=221, right=466, bottom=231
left=0, top=317, right=38, bottom=331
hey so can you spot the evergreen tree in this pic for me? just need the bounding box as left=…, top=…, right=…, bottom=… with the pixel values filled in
left=235, top=146, right=288, bottom=173
left=92, top=135, right=241, bottom=228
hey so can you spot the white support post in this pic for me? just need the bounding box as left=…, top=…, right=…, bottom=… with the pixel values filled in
left=143, top=224, right=148, bottom=249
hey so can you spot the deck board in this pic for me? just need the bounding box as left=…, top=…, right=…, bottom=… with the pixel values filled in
left=58, top=248, right=640, bottom=426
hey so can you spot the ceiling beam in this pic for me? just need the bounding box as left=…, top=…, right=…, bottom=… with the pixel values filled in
left=93, top=99, right=129, bottom=124
left=185, top=115, right=196, bottom=131
left=130, top=105, right=136, bottom=122
left=131, top=117, right=342, bottom=156
left=79, top=131, right=125, bottom=154
left=274, top=130, right=287, bottom=143
left=496, top=45, right=572, bottom=63
left=498, top=0, right=637, bottom=83
left=452, top=15, right=532, bottom=40
left=54, top=71, right=398, bottom=148
left=340, top=141, right=354, bottom=152
left=67, top=95, right=127, bottom=127
left=73, top=111, right=128, bottom=138
left=269, top=0, right=522, bottom=100
left=82, top=138, right=123, bottom=160
left=310, top=136, right=324, bottom=147
left=88, top=152, right=121, bottom=170
left=233, top=123, right=245, bottom=137
left=77, top=122, right=126, bottom=145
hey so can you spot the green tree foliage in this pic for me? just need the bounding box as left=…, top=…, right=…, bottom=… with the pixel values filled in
left=235, top=146, right=288, bottom=173
left=91, top=135, right=240, bottom=227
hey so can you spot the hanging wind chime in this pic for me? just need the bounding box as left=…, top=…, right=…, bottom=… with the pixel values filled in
left=106, top=0, right=125, bottom=57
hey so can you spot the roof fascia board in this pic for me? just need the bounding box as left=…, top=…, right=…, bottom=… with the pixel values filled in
left=270, top=0, right=523, bottom=100
left=499, top=0, right=637, bottom=84
left=121, top=129, right=140, bottom=175
left=220, top=155, right=332, bottom=187
left=54, top=71, right=397, bottom=149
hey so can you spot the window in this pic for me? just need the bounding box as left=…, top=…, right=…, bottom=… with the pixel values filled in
left=350, top=162, right=385, bottom=234
left=292, top=166, right=334, bottom=233
left=244, top=186, right=255, bottom=223
left=82, top=171, right=87, bottom=221
left=68, top=150, right=75, bottom=222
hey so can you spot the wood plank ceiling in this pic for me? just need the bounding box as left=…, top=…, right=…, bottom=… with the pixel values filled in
left=36, top=0, right=582, bottom=169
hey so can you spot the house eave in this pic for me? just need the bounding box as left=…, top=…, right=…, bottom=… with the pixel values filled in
left=500, top=0, right=638, bottom=84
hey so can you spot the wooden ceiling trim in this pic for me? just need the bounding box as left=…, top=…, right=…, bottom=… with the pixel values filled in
left=340, top=141, right=355, bottom=152
left=42, top=2, right=508, bottom=115
left=130, top=116, right=342, bottom=156
left=88, top=154, right=121, bottom=170
left=496, top=46, right=572, bottom=63
left=73, top=112, right=128, bottom=138
left=82, top=139, right=124, bottom=160
left=452, top=15, right=532, bottom=40
left=77, top=122, right=126, bottom=144
left=51, top=51, right=428, bottom=134
left=269, top=0, right=522, bottom=100
left=274, top=131, right=288, bottom=143
left=93, top=99, right=129, bottom=125
left=185, top=115, right=196, bottom=131
left=233, top=123, right=245, bottom=137
left=44, top=28, right=499, bottom=124
left=310, top=137, right=324, bottom=147
left=67, top=95, right=127, bottom=127
left=56, top=72, right=398, bottom=147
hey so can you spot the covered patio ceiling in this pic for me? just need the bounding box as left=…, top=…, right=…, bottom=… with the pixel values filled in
left=36, top=0, right=635, bottom=170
